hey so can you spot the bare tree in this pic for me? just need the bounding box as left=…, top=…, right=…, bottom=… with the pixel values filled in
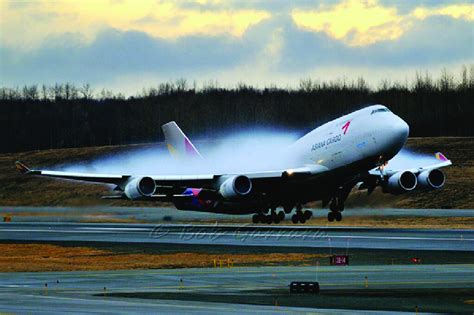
left=80, top=83, right=94, bottom=100
left=22, top=85, right=39, bottom=100
left=41, top=84, right=49, bottom=101
left=175, top=78, right=188, bottom=92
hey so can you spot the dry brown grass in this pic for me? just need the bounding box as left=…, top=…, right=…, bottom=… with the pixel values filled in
left=0, top=244, right=328, bottom=272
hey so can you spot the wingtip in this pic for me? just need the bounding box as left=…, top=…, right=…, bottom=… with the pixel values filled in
left=15, top=161, right=31, bottom=174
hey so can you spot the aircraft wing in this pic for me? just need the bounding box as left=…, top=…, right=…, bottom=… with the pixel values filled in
left=368, top=152, right=452, bottom=177
left=15, top=161, right=329, bottom=193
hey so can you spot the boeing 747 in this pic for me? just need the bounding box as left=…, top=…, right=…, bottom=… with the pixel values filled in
left=16, top=105, right=451, bottom=223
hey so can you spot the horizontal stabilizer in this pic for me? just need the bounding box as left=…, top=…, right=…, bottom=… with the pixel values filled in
left=435, top=152, right=448, bottom=162
left=15, top=161, right=31, bottom=174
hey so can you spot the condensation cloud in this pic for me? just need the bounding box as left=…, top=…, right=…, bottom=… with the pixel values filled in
left=60, top=129, right=300, bottom=176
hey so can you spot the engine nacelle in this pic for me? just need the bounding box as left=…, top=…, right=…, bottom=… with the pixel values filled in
left=219, top=175, right=252, bottom=199
left=417, top=169, right=445, bottom=190
left=124, top=177, right=156, bottom=200
left=384, top=170, right=417, bottom=194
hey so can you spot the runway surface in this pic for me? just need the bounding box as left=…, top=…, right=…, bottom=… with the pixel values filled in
left=0, top=264, right=472, bottom=313
left=1, top=222, right=474, bottom=251
left=1, top=206, right=473, bottom=223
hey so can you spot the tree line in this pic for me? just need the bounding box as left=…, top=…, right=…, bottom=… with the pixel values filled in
left=1, top=66, right=473, bottom=153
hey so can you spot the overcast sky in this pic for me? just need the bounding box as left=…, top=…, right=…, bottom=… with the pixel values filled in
left=1, top=0, right=473, bottom=94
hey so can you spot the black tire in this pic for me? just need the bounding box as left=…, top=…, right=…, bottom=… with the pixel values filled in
left=252, top=214, right=259, bottom=224
left=271, top=212, right=280, bottom=224
left=300, top=217, right=306, bottom=224
left=327, top=212, right=335, bottom=222
left=265, top=216, right=272, bottom=224
left=291, top=215, right=298, bottom=224
left=303, top=210, right=312, bottom=220
left=335, top=212, right=342, bottom=221
left=278, top=211, right=285, bottom=221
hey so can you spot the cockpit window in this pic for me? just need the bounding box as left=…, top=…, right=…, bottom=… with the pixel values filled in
left=371, top=108, right=390, bottom=115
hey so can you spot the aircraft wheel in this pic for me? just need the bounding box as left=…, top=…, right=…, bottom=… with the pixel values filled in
left=335, top=212, right=342, bottom=221
left=271, top=212, right=280, bottom=224
left=300, top=217, right=306, bottom=224
left=327, top=212, right=335, bottom=222
left=291, top=214, right=298, bottom=224
left=252, top=214, right=259, bottom=224
left=303, top=210, right=312, bottom=220
left=278, top=211, right=285, bottom=221
left=266, top=215, right=273, bottom=224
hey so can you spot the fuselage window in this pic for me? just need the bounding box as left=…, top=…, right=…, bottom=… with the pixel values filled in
left=371, top=108, right=390, bottom=115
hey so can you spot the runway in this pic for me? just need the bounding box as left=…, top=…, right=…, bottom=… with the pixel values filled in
left=0, top=264, right=473, bottom=313
left=1, top=222, right=473, bottom=251
left=2, top=206, right=473, bottom=223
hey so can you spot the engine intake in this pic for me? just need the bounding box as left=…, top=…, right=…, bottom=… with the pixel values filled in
left=219, top=175, right=252, bottom=199
left=124, top=176, right=156, bottom=200
left=384, top=170, right=417, bottom=194
left=417, top=169, right=445, bottom=190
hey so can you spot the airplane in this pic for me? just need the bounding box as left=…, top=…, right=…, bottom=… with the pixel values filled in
left=15, top=104, right=452, bottom=224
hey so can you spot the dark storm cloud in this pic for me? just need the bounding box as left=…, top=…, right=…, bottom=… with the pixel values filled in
left=0, top=29, right=258, bottom=85
left=277, top=15, right=473, bottom=72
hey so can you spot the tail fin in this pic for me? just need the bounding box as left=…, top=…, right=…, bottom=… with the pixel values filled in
left=161, top=121, right=203, bottom=159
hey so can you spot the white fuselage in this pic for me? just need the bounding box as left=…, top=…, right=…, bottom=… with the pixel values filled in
left=291, top=105, right=409, bottom=172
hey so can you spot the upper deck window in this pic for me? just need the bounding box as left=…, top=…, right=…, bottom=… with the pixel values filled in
left=371, top=108, right=390, bottom=115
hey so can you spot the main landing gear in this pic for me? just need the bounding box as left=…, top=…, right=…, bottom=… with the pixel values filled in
left=252, top=210, right=285, bottom=224
left=291, top=204, right=312, bottom=224
left=327, top=197, right=344, bottom=222
left=252, top=204, right=313, bottom=224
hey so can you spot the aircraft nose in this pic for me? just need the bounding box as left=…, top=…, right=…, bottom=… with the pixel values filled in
left=389, top=115, right=409, bottom=150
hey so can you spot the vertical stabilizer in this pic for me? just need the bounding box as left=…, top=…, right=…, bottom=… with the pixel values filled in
left=161, top=121, right=203, bottom=159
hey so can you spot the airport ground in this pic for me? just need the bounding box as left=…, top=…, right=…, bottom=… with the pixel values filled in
left=0, top=221, right=473, bottom=313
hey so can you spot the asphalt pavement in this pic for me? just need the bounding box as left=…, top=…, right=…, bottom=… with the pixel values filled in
left=1, top=264, right=472, bottom=313
left=1, top=222, right=473, bottom=251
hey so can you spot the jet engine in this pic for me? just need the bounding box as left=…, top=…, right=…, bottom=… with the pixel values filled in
left=383, top=170, right=417, bottom=194
left=417, top=169, right=445, bottom=190
left=219, top=175, right=252, bottom=199
left=124, top=176, right=156, bottom=200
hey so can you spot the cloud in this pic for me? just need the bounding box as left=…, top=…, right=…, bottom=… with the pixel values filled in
left=0, top=28, right=261, bottom=86
left=291, top=0, right=473, bottom=46
left=412, top=3, right=473, bottom=20
left=280, top=15, right=473, bottom=70
left=0, top=0, right=270, bottom=50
